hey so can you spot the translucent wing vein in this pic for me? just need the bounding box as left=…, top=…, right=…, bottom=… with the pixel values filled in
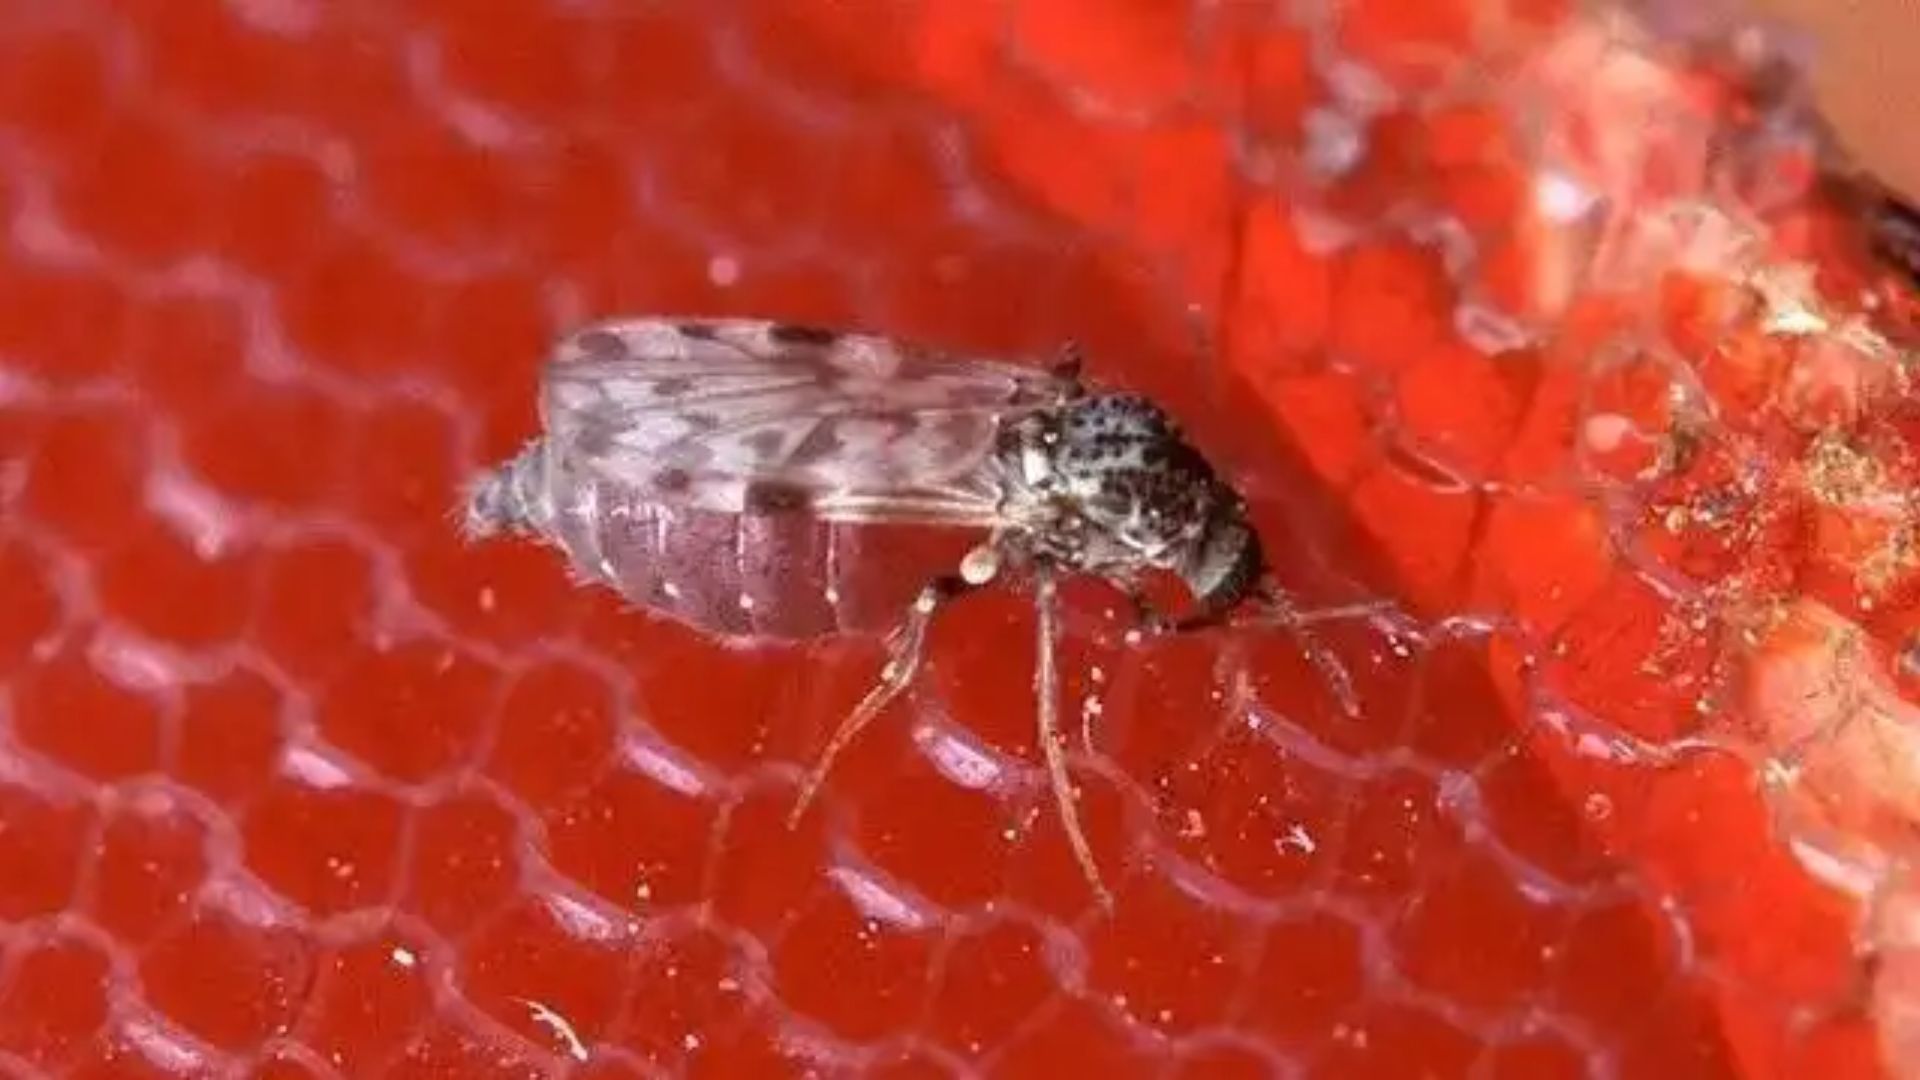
left=539, top=317, right=1065, bottom=525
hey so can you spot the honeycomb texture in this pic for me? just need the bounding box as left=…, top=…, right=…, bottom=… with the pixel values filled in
left=0, top=1, right=1915, bottom=1077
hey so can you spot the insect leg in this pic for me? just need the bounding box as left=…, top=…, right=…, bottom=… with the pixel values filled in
left=787, top=573, right=977, bottom=827
left=1124, top=575, right=1384, bottom=720
left=1035, top=567, right=1117, bottom=912
left=1248, top=583, right=1394, bottom=720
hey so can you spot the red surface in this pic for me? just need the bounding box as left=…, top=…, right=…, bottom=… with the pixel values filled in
left=0, top=1, right=1912, bottom=1077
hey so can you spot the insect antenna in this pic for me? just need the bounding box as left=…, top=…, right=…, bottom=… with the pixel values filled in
left=1034, top=567, right=1117, bottom=912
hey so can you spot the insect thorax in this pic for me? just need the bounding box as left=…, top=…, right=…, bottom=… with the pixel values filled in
left=994, top=393, right=1263, bottom=607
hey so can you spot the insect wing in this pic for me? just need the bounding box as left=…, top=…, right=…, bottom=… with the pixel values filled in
left=539, top=319, right=1064, bottom=526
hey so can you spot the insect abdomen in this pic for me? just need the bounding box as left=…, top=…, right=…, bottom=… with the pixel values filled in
left=462, top=441, right=555, bottom=540
left=470, top=444, right=968, bottom=642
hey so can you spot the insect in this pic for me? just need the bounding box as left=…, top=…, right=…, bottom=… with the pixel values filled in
left=462, top=317, right=1362, bottom=909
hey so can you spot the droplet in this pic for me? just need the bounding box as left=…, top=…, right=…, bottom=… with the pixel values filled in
left=707, top=255, right=741, bottom=287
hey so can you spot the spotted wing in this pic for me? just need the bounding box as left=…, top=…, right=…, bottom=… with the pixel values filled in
left=539, top=317, right=1067, bottom=526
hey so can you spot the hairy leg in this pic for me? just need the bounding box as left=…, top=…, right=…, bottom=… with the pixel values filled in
left=788, top=572, right=977, bottom=827
left=1245, top=583, right=1391, bottom=719
left=1117, top=574, right=1387, bottom=720
left=1035, top=567, right=1116, bottom=912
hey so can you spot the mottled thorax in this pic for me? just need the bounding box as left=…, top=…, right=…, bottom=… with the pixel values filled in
left=996, top=393, right=1263, bottom=603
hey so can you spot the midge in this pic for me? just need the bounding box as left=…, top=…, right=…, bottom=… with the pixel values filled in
left=462, top=317, right=1358, bottom=909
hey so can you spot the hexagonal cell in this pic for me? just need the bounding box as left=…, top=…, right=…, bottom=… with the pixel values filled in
left=11, top=643, right=163, bottom=781
left=483, top=659, right=618, bottom=807
left=543, top=749, right=722, bottom=913
left=86, top=790, right=214, bottom=944
left=1241, top=909, right=1369, bottom=1047
left=770, top=881, right=938, bottom=1044
left=1083, top=875, right=1258, bottom=1036
left=298, top=921, right=438, bottom=1074
left=925, top=916, right=1064, bottom=1060
left=458, top=892, right=637, bottom=1060
left=315, top=641, right=499, bottom=786
left=401, top=787, right=527, bottom=939
left=1389, top=846, right=1574, bottom=1013
left=140, top=897, right=316, bottom=1054
left=242, top=762, right=406, bottom=916
left=0, top=930, right=113, bottom=1070
left=0, top=779, right=94, bottom=921
left=0, top=536, right=65, bottom=671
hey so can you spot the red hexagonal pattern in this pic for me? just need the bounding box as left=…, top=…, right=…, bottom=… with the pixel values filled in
left=1, top=1, right=1915, bottom=1077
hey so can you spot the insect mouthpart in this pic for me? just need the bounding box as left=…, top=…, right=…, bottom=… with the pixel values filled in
left=1183, top=514, right=1264, bottom=614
